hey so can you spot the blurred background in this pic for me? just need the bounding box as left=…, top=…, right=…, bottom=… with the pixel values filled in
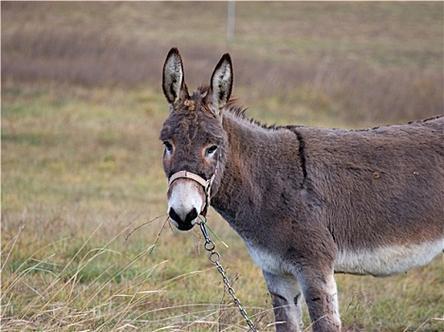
left=2, top=2, right=443, bottom=331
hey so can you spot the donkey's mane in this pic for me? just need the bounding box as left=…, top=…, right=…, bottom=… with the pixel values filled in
left=191, top=86, right=443, bottom=132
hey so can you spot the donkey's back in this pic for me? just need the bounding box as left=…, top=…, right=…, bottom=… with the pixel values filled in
left=294, top=115, right=444, bottom=276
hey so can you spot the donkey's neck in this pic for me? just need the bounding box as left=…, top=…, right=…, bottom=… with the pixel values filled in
left=211, top=112, right=304, bottom=233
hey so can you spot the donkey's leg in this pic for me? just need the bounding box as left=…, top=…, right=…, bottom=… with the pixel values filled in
left=298, top=269, right=340, bottom=332
left=263, top=270, right=303, bottom=332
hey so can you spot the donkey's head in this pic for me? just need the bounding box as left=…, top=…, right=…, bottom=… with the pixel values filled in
left=160, top=48, right=232, bottom=231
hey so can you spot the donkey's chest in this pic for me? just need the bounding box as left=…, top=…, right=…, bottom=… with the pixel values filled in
left=246, top=243, right=289, bottom=274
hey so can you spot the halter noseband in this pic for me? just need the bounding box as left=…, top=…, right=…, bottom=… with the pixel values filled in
left=168, top=167, right=217, bottom=216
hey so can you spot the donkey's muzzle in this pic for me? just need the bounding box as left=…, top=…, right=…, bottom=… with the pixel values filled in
left=169, top=207, right=198, bottom=231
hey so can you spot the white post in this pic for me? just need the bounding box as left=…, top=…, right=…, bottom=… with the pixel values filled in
left=227, top=1, right=235, bottom=42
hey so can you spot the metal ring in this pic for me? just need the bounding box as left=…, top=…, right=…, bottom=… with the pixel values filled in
left=204, top=241, right=215, bottom=251
left=209, top=252, right=220, bottom=263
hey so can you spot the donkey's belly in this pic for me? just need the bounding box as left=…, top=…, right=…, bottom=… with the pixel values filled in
left=334, top=239, right=444, bottom=276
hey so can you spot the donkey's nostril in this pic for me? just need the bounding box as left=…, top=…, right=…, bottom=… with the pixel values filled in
left=168, top=207, right=197, bottom=231
left=169, top=207, right=183, bottom=223
left=184, top=208, right=198, bottom=224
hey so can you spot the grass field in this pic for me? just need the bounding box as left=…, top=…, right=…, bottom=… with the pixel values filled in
left=2, top=2, right=444, bottom=331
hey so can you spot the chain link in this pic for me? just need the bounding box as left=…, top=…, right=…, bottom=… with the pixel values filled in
left=197, top=217, right=257, bottom=332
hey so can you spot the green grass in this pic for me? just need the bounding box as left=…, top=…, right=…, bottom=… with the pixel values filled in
left=2, top=2, right=444, bottom=331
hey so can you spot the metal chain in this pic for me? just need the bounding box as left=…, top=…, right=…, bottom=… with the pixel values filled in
left=197, top=217, right=257, bottom=332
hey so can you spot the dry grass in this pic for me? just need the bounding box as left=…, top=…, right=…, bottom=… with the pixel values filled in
left=2, top=2, right=444, bottom=331
left=2, top=82, right=443, bottom=331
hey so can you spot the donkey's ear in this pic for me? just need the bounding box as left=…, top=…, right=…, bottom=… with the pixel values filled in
left=210, top=53, right=233, bottom=111
left=162, top=48, right=187, bottom=104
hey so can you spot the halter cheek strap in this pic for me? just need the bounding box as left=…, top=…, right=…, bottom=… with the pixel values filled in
left=168, top=166, right=217, bottom=216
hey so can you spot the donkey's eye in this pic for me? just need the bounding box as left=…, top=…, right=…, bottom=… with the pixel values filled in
left=205, top=145, right=218, bottom=156
left=164, top=141, right=173, bottom=153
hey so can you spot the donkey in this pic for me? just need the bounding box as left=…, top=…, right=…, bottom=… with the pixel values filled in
left=159, top=48, right=444, bottom=331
